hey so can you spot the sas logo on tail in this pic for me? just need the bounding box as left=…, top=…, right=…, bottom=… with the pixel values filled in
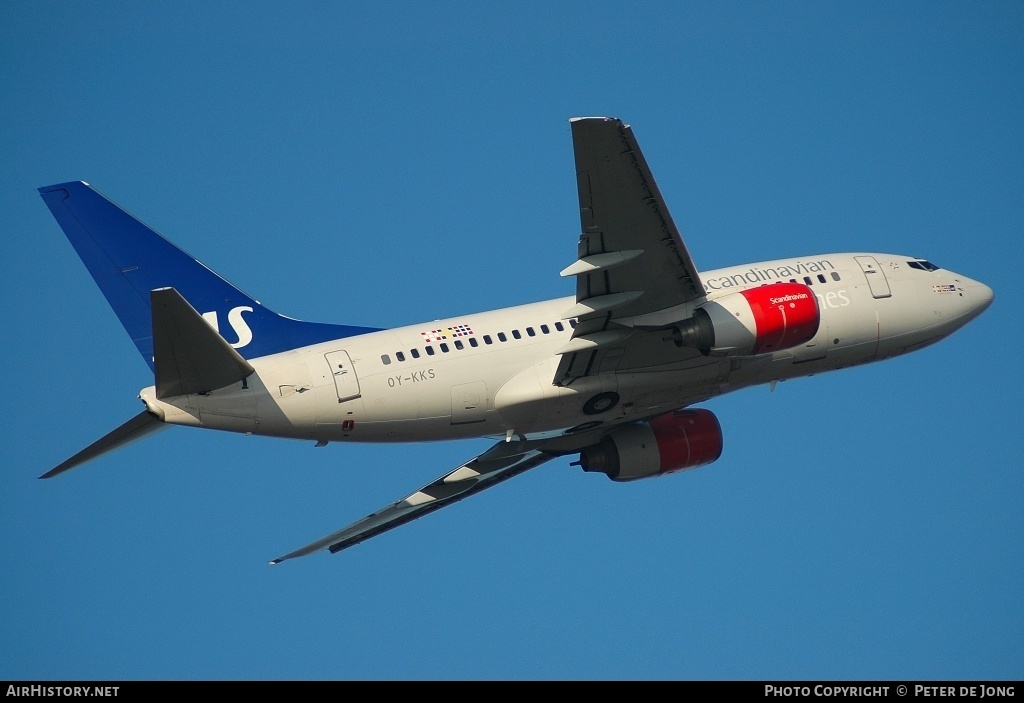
left=201, top=306, right=254, bottom=348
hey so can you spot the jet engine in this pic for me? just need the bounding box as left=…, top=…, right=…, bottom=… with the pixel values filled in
left=671, top=281, right=819, bottom=356
left=576, top=408, right=723, bottom=482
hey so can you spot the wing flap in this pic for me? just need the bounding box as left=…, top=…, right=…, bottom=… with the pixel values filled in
left=270, top=442, right=557, bottom=563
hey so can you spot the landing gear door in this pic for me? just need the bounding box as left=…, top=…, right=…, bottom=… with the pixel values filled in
left=325, top=350, right=361, bottom=403
left=855, top=256, right=892, bottom=299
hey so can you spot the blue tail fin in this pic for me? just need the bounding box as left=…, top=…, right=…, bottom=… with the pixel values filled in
left=39, top=181, right=381, bottom=369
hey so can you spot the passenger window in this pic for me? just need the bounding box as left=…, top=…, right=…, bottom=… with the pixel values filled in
left=381, top=354, right=391, bottom=365
left=454, top=340, right=464, bottom=350
left=817, top=274, right=826, bottom=284
left=555, top=322, right=564, bottom=332
left=483, top=335, right=493, bottom=345
left=512, top=330, right=521, bottom=339
left=396, top=351, right=405, bottom=362
left=498, top=332, right=507, bottom=342
left=803, top=276, right=813, bottom=286
left=469, top=338, right=479, bottom=347
left=527, top=327, right=536, bottom=337
left=426, top=346, right=435, bottom=356
left=440, top=343, right=449, bottom=353
left=831, top=272, right=841, bottom=281
left=541, top=325, right=550, bottom=334
left=411, top=348, right=420, bottom=359
left=569, top=319, right=577, bottom=328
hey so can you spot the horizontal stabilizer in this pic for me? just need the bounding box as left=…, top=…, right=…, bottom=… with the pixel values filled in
left=152, top=288, right=255, bottom=399
left=41, top=410, right=166, bottom=479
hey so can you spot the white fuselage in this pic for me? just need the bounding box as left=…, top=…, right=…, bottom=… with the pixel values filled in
left=140, top=252, right=992, bottom=444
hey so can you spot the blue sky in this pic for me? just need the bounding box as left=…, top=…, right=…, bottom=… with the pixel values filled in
left=2, top=1, right=1021, bottom=681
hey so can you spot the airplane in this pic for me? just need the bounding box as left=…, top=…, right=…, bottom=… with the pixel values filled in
left=37, top=117, right=994, bottom=564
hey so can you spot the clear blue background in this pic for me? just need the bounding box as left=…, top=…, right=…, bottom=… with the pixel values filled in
left=2, top=1, right=1020, bottom=681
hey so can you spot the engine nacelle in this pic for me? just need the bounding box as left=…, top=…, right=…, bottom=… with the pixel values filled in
left=577, top=408, right=723, bottom=482
left=672, top=281, right=819, bottom=356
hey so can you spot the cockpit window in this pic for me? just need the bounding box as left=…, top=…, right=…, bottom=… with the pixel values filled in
left=907, top=260, right=940, bottom=272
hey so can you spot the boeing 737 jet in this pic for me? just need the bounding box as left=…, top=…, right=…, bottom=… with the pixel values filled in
left=37, top=117, right=993, bottom=564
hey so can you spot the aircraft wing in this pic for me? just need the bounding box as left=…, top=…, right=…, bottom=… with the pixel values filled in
left=557, top=117, right=708, bottom=383
left=270, top=440, right=559, bottom=563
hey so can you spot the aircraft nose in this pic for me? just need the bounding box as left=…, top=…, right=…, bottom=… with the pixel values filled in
left=967, top=280, right=995, bottom=315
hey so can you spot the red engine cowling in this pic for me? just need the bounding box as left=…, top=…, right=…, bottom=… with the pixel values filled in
left=673, top=281, right=820, bottom=356
left=577, top=408, right=724, bottom=482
